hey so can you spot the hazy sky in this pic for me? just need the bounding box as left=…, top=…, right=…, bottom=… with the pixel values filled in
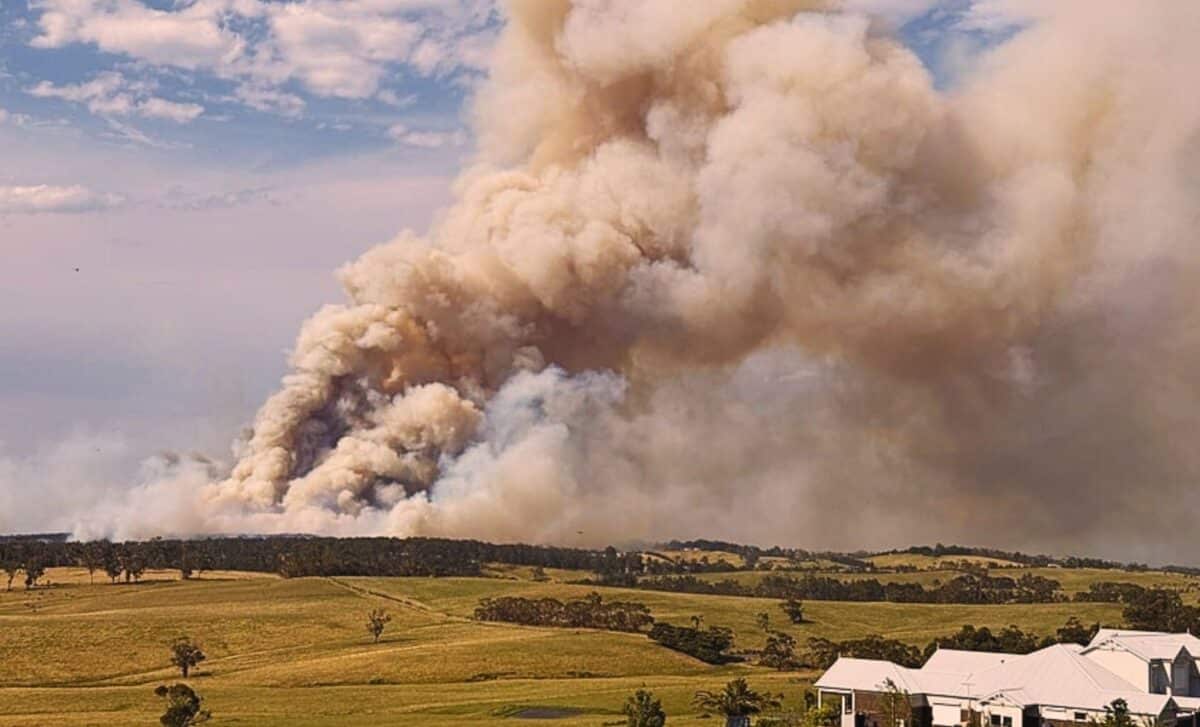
left=0, top=0, right=1019, bottom=538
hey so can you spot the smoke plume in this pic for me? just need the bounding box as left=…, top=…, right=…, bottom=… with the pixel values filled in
left=82, top=0, right=1200, bottom=561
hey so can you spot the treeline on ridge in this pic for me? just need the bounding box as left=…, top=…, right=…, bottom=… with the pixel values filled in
left=629, top=572, right=1065, bottom=604
left=0, top=536, right=644, bottom=584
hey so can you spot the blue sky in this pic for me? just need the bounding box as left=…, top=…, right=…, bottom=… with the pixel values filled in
left=0, top=0, right=1019, bottom=532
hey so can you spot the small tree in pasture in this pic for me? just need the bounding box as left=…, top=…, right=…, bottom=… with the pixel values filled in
left=120, top=546, right=146, bottom=583
left=780, top=598, right=805, bottom=624
left=104, top=552, right=123, bottom=584
left=154, top=683, right=211, bottom=727
left=367, top=608, right=392, bottom=643
left=2, top=560, right=19, bottom=592
left=80, top=543, right=102, bottom=584
left=169, top=636, right=206, bottom=678
left=23, top=560, right=45, bottom=589
left=760, top=630, right=799, bottom=670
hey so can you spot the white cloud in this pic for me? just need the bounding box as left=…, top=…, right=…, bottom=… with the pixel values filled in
left=843, top=0, right=944, bottom=24
left=264, top=2, right=421, bottom=98
left=0, top=184, right=124, bottom=214
left=27, top=0, right=499, bottom=108
left=376, top=89, right=417, bottom=108
left=102, top=118, right=173, bottom=148
left=387, top=122, right=467, bottom=148
left=137, top=97, right=205, bottom=123
left=959, top=0, right=1040, bottom=31
left=27, top=72, right=205, bottom=123
left=31, top=0, right=247, bottom=69
left=232, top=83, right=306, bottom=118
left=161, top=184, right=278, bottom=210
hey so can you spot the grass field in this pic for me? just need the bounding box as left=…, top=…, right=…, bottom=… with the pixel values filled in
left=0, top=567, right=1129, bottom=725
left=863, top=553, right=1026, bottom=569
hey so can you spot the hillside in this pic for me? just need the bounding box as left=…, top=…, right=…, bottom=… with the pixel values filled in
left=0, top=567, right=1126, bottom=726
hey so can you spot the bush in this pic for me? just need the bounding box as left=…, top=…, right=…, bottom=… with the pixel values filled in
left=154, top=683, right=210, bottom=727
left=648, top=622, right=736, bottom=664
left=623, top=689, right=667, bottom=727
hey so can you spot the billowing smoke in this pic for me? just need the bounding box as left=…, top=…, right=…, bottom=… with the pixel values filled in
left=81, top=0, right=1200, bottom=561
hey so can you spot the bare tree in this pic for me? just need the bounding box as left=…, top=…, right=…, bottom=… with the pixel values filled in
left=367, top=609, right=392, bottom=643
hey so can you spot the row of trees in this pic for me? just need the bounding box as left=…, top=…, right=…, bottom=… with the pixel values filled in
left=631, top=572, right=1065, bottom=604
left=1, top=539, right=205, bottom=587
left=885, top=544, right=1150, bottom=571
left=647, top=622, right=738, bottom=664
left=3, top=535, right=1184, bottom=588
left=474, top=592, right=655, bottom=632
left=472, top=593, right=751, bottom=664
left=1123, top=588, right=1200, bottom=632
left=0, top=536, right=653, bottom=581
left=802, top=617, right=1104, bottom=669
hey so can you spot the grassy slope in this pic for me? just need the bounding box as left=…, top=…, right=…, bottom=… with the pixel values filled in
left=864, top=553, right=1025, bottom=569
left=0, top=569, right=1126, bottom=726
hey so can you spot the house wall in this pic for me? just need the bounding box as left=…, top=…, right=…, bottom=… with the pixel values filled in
left=1083, top=647, right=1147, bottom=689
left=1038, top=706, right=1098, bottom=727
left=851, top=689, right=922, bottom=727
left=1039, top=706, right=1169, bottom=727
left=930, top=699, right=965, bottom=726
left=979, top=702, right=1023, bottom=727
left=854, top=689, right=890, bottom=727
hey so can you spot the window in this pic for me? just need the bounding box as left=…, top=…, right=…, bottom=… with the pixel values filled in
left=1075, top=713, right=1088, bottom=722
left=1152, top=663, right=1169, bottom=694
left=991, top=715, right=1002, bottom=726
left=1174, top=660, right=1190, bottom=696
left=1003, top=717, right=1012, bottom=727
left=845, top=695, right=853, bottom=714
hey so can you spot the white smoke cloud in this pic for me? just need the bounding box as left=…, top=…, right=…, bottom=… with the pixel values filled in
left=69, top=0, right=1200, bottom=560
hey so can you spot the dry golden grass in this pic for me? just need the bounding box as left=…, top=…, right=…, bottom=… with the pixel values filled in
left=0, top=567, right=1130, bottom=725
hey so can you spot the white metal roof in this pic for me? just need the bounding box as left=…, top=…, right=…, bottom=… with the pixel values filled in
left=924, top=649, right=1014, bottom=674
left=815, top=657, right=924, bottom=693
left=1085, top=630, right=1200, bottom=661
left=970, top=645, right=1167, bottom=714
left=817, top=643, right=1174, bottom=717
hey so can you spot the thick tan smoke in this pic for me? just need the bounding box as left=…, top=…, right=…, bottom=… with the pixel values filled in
left=90, top=0, right=1200, bottom=560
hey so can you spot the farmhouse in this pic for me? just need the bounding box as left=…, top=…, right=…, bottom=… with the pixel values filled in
left=815, top=631, right=1200, bottom=727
